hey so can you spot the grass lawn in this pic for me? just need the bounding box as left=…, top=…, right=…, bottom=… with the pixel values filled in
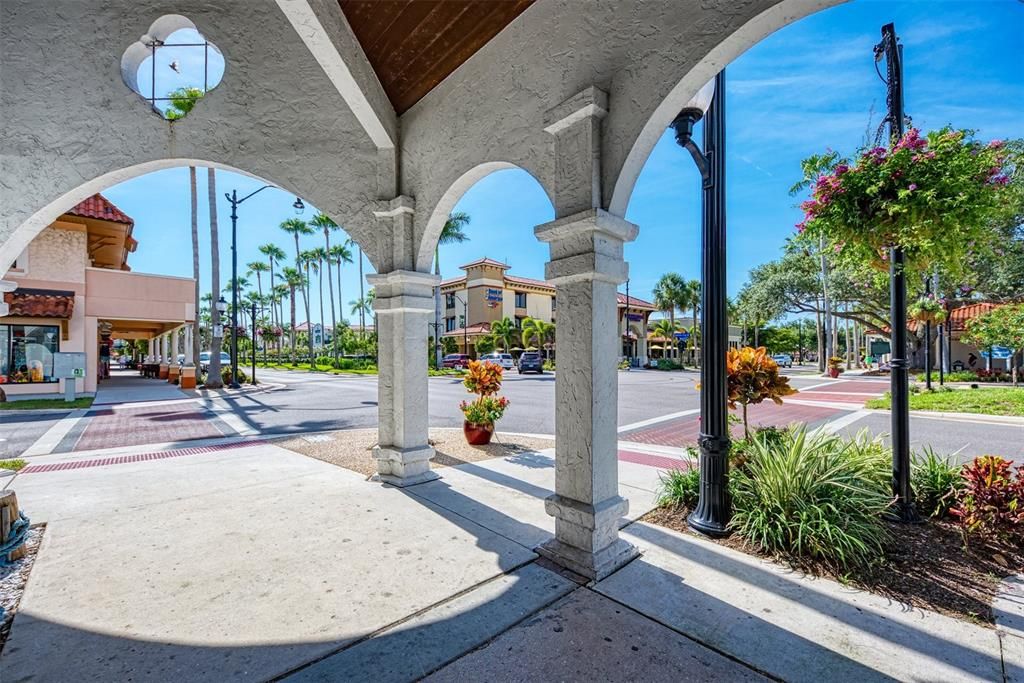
left=0, top=459, right=27, bottom=471
left=0, top=397, right=94, bottom=411
left=866, top=387, right=1024, bottom=416
left=257, top=362, right=378, bottom=375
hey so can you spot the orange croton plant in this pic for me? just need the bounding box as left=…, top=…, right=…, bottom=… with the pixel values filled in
left=727, top=346, right=798, bottom=439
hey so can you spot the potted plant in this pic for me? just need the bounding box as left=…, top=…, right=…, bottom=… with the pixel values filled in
left=908, top=295, right=947, bottom=324
left=459, top=360, right=510, bottom=445
left=827, top=356, right=844, bottom=378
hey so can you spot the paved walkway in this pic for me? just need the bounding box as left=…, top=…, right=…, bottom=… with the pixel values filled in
left=2, top=435, right=1017, bottom=681
left=94, top=369, right=191, bottom=405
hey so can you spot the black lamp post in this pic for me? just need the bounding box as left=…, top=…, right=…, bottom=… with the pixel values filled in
left=875, top=23, right=919, bottom=522
left=225, top=186, right=304, bottom=389
left=671, top=71, right=730, bottom=537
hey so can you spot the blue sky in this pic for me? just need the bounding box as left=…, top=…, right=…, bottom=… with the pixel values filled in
left=105, top=1, right=1022, bottom=324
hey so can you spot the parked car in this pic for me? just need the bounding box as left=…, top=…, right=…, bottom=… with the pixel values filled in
left=771, top=353, right=793, bottom=368
left=199, top=350, right=232, bottom=372
left=480, top=352, right=514, bottom=370
left=442, top=353, right=471, bottom=369
left=517, top=351, right=543, bottom=374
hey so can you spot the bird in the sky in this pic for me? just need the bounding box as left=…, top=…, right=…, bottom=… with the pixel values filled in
left=168, top=60, right=180, bottom=73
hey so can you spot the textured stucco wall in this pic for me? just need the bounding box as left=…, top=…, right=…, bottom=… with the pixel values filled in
left=401, top=0, right=843, bottom=270
left=26, top=228, right=88, bottom=284
left=0, top=0, right=381, bottom=274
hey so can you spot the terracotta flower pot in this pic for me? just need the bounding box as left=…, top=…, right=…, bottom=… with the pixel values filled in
left=828, top=367, right=841, bottom=378
left=463, top=421, right=494, bottom=445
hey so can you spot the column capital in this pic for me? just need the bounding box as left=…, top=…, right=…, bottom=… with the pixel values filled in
left=543, top=87, right=609, bottom=217
left=535, top=209, right=638, bottom=285
left=372, top=195, right=415, bottom=218
left=368, top=270, right=440, bottom=314
left=544, top=86, right=608, bottom=134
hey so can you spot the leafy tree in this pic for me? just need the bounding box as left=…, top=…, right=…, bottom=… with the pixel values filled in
left=165, top=87, right=204, bottom=120
left=475, top=334, right=497, bottom=356
left=962, top=303, right=1024, bottom=385
left=758, top=324, right=801, bottom=356
left=726, top=347, right=798, bottom=438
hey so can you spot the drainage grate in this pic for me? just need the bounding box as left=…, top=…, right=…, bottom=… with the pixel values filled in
left=21, top=440, right=265, bottom=474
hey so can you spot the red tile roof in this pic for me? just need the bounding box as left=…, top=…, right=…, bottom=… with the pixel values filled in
left=504, top=274, right=552, bottom=290
left=442, top=322, right=492, bottom=336
left=617, top=293, right=656, bottom=310
left=459, top=257, right=509, bottom=270
left=64, top=193, right=134, bottom=226
left=440, top=275, right=467, bottom=287
left=3, top=288, right=75, bottom=318
left=949, top=302, right=1001, bottom=332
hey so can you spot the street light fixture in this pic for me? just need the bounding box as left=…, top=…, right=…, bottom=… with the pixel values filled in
left=225, top=185, right=304, bottom=389
left=671, top=71, right=731, bottom=537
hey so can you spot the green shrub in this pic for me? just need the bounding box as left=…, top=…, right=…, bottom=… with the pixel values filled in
left=657, top=459, right=700, bottom=509
left=951, top=455, right=1024, bottom=544
left=911, top=447, right=963, bottom=518
left=730, top=427, right=892, bottom=571
left=731, top=425, right=787, bottom=470
left=542, top=359, right=555, bottom=371
left=0, top=459, right=27, bottom=471
left=915, top=370, right=978, bottom=383
left=221, top=367, right=253, bottom=385
left=655, top=358, right=682, bottom=371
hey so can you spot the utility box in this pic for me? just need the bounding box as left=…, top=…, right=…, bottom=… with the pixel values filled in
left=53, top=351, right=86, bottom=402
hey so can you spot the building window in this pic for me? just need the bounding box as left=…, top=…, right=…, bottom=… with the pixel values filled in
left=1, top=324, right=60, bottom=384
left=445, top=317, right=456, bottom=332
left=551, top=296, right=556, bottom=310
left=515, top=292, right=527, bottom=308
left=515, top=316, right=524, bottom=329
left=459, top=315, right=465, bottom=329
left=445, top=293, right=455, bottom=309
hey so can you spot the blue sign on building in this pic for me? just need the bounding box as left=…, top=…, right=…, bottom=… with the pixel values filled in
left=674, top=331, right=690, bottom=341
left=981, top=345, right=1013, bottom=360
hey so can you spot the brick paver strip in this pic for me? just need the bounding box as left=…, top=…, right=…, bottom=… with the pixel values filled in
left=73, top=404, right=227, bottom=452
left=617, top=449, right=689, bottom=470
left=20, top=440, right=264, bottom=474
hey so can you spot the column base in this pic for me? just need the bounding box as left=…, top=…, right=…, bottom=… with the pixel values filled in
left=158, top=364, right=169, bottom=380
left=167, top=366, right=181, bottom=384
left=536, top=537, right=639, bottom=582
left=371, top=445, right=439, bottom=487
left=538, top=493, right=638, bottom=580
left=179, top=367, right=197, bottom=389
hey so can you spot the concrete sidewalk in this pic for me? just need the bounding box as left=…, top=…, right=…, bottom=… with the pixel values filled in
left=1, top=439, right=1014, bottom=681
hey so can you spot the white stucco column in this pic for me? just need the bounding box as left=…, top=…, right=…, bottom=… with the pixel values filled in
left=184, top=326, right=194, bottom=366
left=535, top=209, right=639, bottom=579
left=171, top=328, right=180, bottom=360
left=638, top=325, right=648, bottom=367
left=368, top=269, right=441, bottom=486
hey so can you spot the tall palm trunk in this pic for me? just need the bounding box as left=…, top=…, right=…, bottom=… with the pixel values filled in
left=434, top=245, right=442, bottom=367
left=358, top=247, right=366, bottom=339
left=324, top=233, right=337, bottom=358
left=289, top=286, right=297, bottom=357
left=302, top=261, right=315, bottom=366
left=336, top=261, right=343, bottom=350
left=318, top=257, right=326, bottom=351
left=206, top=168, right=224, bottom=388
left=190, top=167, right=201, bottom=366
left=254, top=271, right=264, bottom=359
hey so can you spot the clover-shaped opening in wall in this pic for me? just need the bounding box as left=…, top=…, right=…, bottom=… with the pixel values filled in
left=121, top=15, right=225, bottom=120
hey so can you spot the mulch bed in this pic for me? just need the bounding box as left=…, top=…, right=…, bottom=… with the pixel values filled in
left=642, top=506, right=1023, bottom=626
left=0, top=525, right=45, bottom=655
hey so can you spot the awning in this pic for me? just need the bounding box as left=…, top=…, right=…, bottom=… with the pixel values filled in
left=3, top=288, right=75, bottom=318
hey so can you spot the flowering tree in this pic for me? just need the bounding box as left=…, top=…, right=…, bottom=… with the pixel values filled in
left=797, top=128, right=1015, bottom=277
left=726, top=347, right=798, bottom=439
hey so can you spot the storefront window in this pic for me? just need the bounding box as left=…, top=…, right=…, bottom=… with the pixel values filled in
left=0, top=324, right=60, bottom=384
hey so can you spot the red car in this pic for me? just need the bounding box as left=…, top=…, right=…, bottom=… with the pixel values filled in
left=442, top=353, right=471, bottom=369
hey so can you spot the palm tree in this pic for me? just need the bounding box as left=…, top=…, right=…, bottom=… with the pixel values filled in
left=329, top=243, right=353, bottom=342
left=653, top=273, right=685, bottom=359
left=490, top=317, right=517, bottom=352
left=684, top=278, right=701, bottom=364
left=521, top=317, right=555, bottom=358
left=307, top=246, right=329, bottom=350
left=651, top=319, right=678, bottom=358
left=258, top=243, right=286, bottom=340
left=282, top=266, right=304, bottom=359
left=206, top=168, right=224, bottom=388
left=349, top=294, right=373, bottom=323
left=247, top=261, right=269, bottom=355
left=189, top=167, right=201, bottom=366
left=433, top=212, right=471, bottom=366
left=346, top=237, right=366, bottom=339
left=299, top=249, right=320, bottom=356
left=310, top=213, right=341, bottom=356
left=280, top=218, right=314, bottom=360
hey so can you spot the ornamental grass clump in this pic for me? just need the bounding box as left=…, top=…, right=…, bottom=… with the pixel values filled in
left=729, top=427, right=893, bottom=571
left=657, top=454, right=700, bottom=509
left=911, top=447, right=963, bottom=519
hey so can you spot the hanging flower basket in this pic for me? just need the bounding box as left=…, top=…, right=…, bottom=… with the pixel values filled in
left=796, top=129, right=1014, bottom=277
left=908, top=296, right=947, bottom=324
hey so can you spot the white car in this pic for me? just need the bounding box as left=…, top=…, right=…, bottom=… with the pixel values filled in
left=480, top=352, right=515, bottom=370
left=199, top=350, right=232, bottom=372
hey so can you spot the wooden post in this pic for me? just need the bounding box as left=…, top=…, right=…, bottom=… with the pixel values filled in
left=0, top=489, right=27, bottom=562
